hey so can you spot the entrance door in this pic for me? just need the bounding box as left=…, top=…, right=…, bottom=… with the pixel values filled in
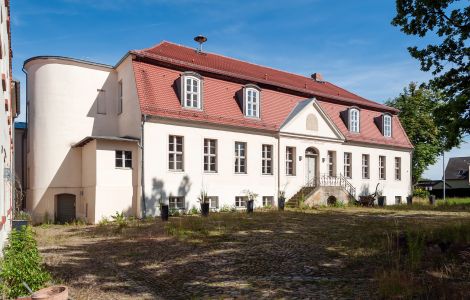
left=306, top=155, right=316, bottom=183
left=56, top=194, right=76, bottom=223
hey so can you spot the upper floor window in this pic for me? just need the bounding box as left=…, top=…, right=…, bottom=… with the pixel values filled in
left=349, top=108, right=360, bottom=133
left=395, top=157, right=401, bottom=180
left=262, top=144, right=273, bottom=175
left=286, top=147, right=296, bottom=175
left=327, top=151, right=336, bottom=176
left=234, top=142, right=247, bottom=174
left=181, top=72, right=202, bottom=109
left=383, top=114, right=392, bottom=137
left=243, top=85, right=260, bottom=118
left=117, top=81, right=123, bottom=115
left=362, top=154, right=370, bottom=179
left=204, top=139, right=217, bottom=172
left=379, top=156, right=386, bottom=180
left=169, top=135, right=184, bottom=171
left=344, top=152, right=352, bottom=178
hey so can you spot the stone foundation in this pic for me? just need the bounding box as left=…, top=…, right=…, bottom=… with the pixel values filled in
left=305, top=186, right=351, bottom=206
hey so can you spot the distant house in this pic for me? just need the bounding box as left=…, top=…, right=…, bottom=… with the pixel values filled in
left=431, top=157, right=470, bottom=198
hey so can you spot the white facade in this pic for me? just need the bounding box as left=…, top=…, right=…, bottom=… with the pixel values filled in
left=24, top=50, right=412, bottom=224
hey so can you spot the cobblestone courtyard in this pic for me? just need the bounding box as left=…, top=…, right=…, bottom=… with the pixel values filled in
left=35, top=208, right=470, bottom=299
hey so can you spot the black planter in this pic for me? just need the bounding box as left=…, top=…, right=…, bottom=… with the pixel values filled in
left=278, top=197, right=285, bottom=211
left=12, top=220, right=29, bottom=230
left=246, top=200, right=254, bottom=213
left=406, top=196, right=413, bottom=205
left=429, top=195, right=436, bottom=206
left=201, top=203, right=210, bottom=217
left=161, top=205, right=169, bottom=221
left=378, top=196, right=385, bottom=207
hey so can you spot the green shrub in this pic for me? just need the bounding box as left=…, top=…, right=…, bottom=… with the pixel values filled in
left=13, top=211, right=31, bottom=221
left=98, top=216, right=110, bottom=226
left=413, top=187, right=429, bottom=198
left=0, top=226, right=51, bottom=298
left=111, top=212, right=128, bottom=231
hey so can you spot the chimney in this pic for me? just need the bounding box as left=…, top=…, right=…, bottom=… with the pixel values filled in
left=311, top=73, right=324, bottom=82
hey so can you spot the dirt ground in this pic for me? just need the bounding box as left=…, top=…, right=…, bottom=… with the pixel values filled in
left=34, top=207, right=470, bottom=299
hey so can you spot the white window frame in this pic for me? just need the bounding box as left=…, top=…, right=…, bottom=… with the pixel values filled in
left=208, top=196, right=219, bottom=210
left=327, top=151, right=336, bottom=176
left=234, top=142, right=247, bottom=174
left=362, top=154, right=370, bottom=179
left=115, top=150, right=132, bottom=169
left=244, top=87, right=260, bottom=118
left=349, top=108, right=360, bottom=133
left=395, top=157, right=401, bottom=180
left=379, top=156, right=386, bottom=180
left=383, top=114, right=392, bottom=137
left=183, top=75, right=201, bottom=109
left=344, top=152, right=352, bottom=178
left=262, top=196, right=274, bottom=207
left=203, top=139, right=217, bottom=173
left=235, top=196, right=247, bottom=208
left=286, top=147, right=296, bottom=175
left=117, top=81, right=123, bottom=115
left=169, top=196, right=185, bottom=210
left=169, top=135, right=184, bottom=171
left=262, top=144, right=273, bottom=175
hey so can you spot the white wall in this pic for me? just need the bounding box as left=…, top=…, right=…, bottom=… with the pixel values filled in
left=143, top=119, right=278, bottom=214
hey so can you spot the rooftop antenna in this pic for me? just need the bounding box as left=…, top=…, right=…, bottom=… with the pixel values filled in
left=194, top=35, right=207, bottom=53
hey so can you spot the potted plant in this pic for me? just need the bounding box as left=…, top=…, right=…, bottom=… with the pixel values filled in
left=160, top=198, right=169, bottom=222
left=12, top=210, right=31, bottom=230
left=243, top=190, right=258, bottom=213
left=198, top=189, right=210, bottom=217
left=278, top=187, right=286, bottom=211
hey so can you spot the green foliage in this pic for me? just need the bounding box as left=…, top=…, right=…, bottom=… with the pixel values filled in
left=13, top=211, right=31, bottom=221
left=111, top=212, right=128, bottom=230
left=169, top=208, right=181, bottom=217
left=219, top=205, right=231, bottom=212
left=98, top=217, right=110, bottom=226
left=386, top=83, right=448, bottom=183
left=188, top=206, right=199, bottom=215
left=0, top=226, right=51, bottom=298
left=392, top=0, right=469, bottom=142
left=413, top=187, right=430, bottom=198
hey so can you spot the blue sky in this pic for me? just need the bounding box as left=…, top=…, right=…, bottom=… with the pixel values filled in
left=10, top=0, right=468, bottom=179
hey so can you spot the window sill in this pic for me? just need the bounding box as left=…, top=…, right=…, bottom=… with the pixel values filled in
left=286, top=174, right=297, bottom=177
left=262, top=173, right=274, bottom=176
left=168, top=170, right=185, bottom=173
left=234, top=172, right=248, bottom=175
left=115, top=167, right=132, bottom=170
left=204, top=171, right=218, bottom=175
left=182, top=106, right=203, bottom=112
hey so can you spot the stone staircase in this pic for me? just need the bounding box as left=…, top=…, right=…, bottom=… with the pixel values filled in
left=286, top=174, right=356, bottom=208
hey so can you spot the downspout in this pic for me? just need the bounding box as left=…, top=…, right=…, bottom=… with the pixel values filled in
left=277, top=132, right=281, bottom=199
left=22, top=66, right=29, bottom=211
left=140, top=114, right=147, bottom=218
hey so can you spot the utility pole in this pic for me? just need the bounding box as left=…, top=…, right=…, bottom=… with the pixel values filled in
left=443, top=151, right=446, bottom=202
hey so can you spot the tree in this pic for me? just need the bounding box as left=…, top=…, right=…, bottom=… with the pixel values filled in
left=392, top=0, right=469, bottom=147
left=386, top=83, right=448, bottom=183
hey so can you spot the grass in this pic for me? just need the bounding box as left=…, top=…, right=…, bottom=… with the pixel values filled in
left=33, top=206, right=470, bottom=299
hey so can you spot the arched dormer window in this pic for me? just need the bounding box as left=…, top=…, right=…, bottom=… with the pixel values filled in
left=180, top=72, right=202, bottom=109
left=243, top=84, right=261, bottom=118
left=306, top=114, right=318, bottom=131
left=349, top=108, right=360, bottom=133
left=383, top=113, right=392, bottom=137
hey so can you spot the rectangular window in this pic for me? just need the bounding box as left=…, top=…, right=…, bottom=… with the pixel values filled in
left=286, top=147, right=296, bottom=175
left=395, top=196, right=402, bottom=204
left=184, top=76, right=201, bottom=109
left=169, top=196, right=185, bottom=210
left=362, top=154, right=370, bottom=179
left=115, top=150, right=132, bottom=168
left=262, top=196, right=274, bottom=207
left=344, top=152, right=352, bottom=178
left=97, top=89, right=106, bottom=114
left=379, top=156, right=386, bottom=180
left=395, top=157, right=401, bottom=180
left=169, top=135, right=184, bottom=171
left=208, top=196, right=219, bottom=209
left=203, top=139, right=217, bottom=172
left=262, top=144, right=273, bottom=175
left=235, top=196, right=248, bottom=208
left=384, top=115, right=392, bottom=137
left=234, top=142, right=247, bottom=174
left=327, top=151, right=336, bottom=176
left=245, top=88, right=260, bottom=118
left=117, top=81, right=123, bottom=115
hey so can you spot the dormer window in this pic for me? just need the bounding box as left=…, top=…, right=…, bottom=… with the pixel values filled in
left=180, top=72, right=203, bottom=109
left=383, top=114, right=392, bottom=137
left=243, top=85, right=260, bottom=118
left=349, top=108, right=360, bottom=133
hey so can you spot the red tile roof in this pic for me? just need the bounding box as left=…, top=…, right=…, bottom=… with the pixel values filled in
left=131, top=41, right=412, bottom=149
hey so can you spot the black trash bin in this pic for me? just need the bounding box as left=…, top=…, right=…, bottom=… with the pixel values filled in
left=378, top=196, right=385, bottom=207
left=429, top=195, right=436, bottom=206
left=201, top=203, right=210, bottom=217
left=247, top=200, right=254, bottom=213
left=278, top=197, right=285, bottom=211
left=161, top=204, right=169, bottom=221
left=406, top=196, right=413, bottom=205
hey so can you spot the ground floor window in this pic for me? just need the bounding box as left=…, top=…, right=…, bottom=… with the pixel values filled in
left=395, top=196, right=402, bottom=204
left=235, top=196, right=248, bottom=208
left=262, top=196, right=274, bottom=207
left=169, top=196, right=185, bottom=210
left=115, top=150, right=132, bottom=168
left=208, top=196, right=219, bottom=209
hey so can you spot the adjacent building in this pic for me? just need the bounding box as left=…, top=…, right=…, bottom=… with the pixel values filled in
left=24, top=41, right=413, bottom=224
left=0, top=0, right=18, bottom=248
left=428, top=156, right=470, bottom=198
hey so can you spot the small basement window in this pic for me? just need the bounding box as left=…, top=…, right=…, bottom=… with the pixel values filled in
left=235, top=196, right=248, bottom=208
left=169, top=196, right=185, bottom=210
left=115, top=150, right=132, bottom=168
left=208, top=196, right=219, bottom=209
left=262, top=196, right=274, bottom=207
